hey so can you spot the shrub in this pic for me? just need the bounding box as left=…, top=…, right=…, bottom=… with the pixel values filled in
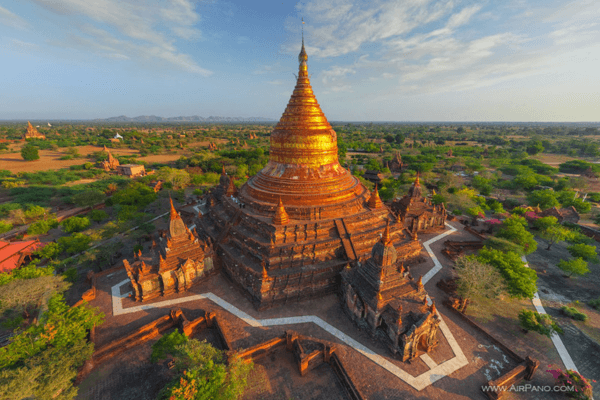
left=550, top=367, right=595, bottom=400
left=61, top=216, right=91, bottom=233
left=24, top=205, right=48, bottom=222
left=567, top=243, right=599, bottom=263
left=72, top=190, right=105, bottom=208
left=57, top=233, right=92, bottom=255
left=63, top=267, right=78, bottom=283
left=89, top=209, right=108, bottom=222
left=20, top=145, right=39, bottom=161
left=0, top=221, right=13, bottom=234
left=34, top=242, right=61, bottom=260
left=558, top=258, right=590, bottom=277
left=27, top=219, right=59, bottom=236
left=560, top=306, right=588, bottom=321
left=589, top=298, right=600, bottom=310
left=151, top=330, right=188, bottom=363
left=518, top=309, right=562, bottom=337
left=156, top=339, right=253, bottom=400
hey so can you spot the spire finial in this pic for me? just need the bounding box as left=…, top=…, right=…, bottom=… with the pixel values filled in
left=169, top=196, right=178, bottom=220
left=381, top=217, right=391, bottom=245
left=298, top=18, right=307, bottom=65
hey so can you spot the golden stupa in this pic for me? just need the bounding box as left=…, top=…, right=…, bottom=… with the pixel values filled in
left=198, top=38, right=422, bottom=310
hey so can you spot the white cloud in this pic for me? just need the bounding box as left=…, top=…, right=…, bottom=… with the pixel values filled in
left=0, top=5, right=28, bottom=29
left=28, top=0, right=210, bottom=74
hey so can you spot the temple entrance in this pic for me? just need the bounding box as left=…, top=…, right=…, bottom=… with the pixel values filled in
left=417, top=333, right=429, bottom=352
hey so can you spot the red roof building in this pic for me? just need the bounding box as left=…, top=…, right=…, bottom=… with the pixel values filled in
left=0, top=239, right=46, bottom=273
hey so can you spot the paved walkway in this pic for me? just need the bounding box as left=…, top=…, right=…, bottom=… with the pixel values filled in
left=522, top=255, right=579, bottom=372
left=110, top=223, right=469, bottom=391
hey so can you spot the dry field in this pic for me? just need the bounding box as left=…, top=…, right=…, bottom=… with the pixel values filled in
left=533, top=153, right=578, bottom=166
left=0, top=139, right=229, bottom=173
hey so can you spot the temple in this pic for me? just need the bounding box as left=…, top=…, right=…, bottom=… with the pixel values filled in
left=124, top=198, right=214, bottom=301
left=390, top=172, right=447, bottom=233
left=341, top=221, right=440, bottom=361
left=388, top=152, right=405, bottom=172
left=24, top=121, right=45, bottom=140
left=100, top=147, right=120, bottom=171
left=197, top=39, right=423, bottom=310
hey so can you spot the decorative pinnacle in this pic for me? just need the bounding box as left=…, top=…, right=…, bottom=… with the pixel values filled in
left=381, top=218, right=391, bottom=245
left=298, top=18, right=307, bottom=64
left=430, top=301, right=437, bottom=315
left=414, top=171, right=421, bottom=186
left=417, top=275, right=423, bottom=288
left=169, top=196, right=178, bottom=220
left=261, top=260, right=269, bottom=280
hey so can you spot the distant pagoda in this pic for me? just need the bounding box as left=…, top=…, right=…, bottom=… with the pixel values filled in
left=198, top=39, right=422, bottom=310
left=24, top=121, right=45, bottom=140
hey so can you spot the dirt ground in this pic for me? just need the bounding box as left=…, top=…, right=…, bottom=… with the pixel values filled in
left=532, top=153, right=578, bottom=166
left=0, top=139, right=228, bottom=173
left=527, top=237, right=600, bottom=398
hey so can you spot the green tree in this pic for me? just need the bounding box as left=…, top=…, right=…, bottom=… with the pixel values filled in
left=0, top=221, right=13, bottom=234
left=539, top=225, right=570, bottom=250
left=57, top=233, right=92, bottom=255
left=20, top=145, right=39, bottom=161
left=158, top=167, right=191, bottom=190
left=156, top=339, right=253, bottom=400
left=61, top=216, right=91, bottom=233
left=526, top=190, right=559, bottom=210
left=0, top=294, right=103, bottom=399
left=453, top=256, right=506, bottom=300
left=111, top=182, right=157, bottom=209
left=35, top=242, right=61, bottom=260
left=27, top=219, right=59, bottom=236
left=526, top=140, right=544, bottom=155
left=477, top=247, right=537, bottom=299
left=89, top=209, right=108, bottom=222
left=496, top=216, right=537, bottom=254
left=558, top=258, right=590, bottom=277
left=567, top=243, right=599, bottom=263
left=72, top=190, right=105, bottom=207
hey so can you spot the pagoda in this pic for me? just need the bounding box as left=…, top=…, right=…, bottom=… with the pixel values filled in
left=341, top=221, right=440, bottom=361
left=124, top=198, right=213, bottom=301
left=390, top=172, right=447, bottom=233
left=198, top=39, right=422, bottom=310
left=24, top=121, right=45, bottom=140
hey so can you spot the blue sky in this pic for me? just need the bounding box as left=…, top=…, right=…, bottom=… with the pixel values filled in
left=1, top=0, right=599, bottom=121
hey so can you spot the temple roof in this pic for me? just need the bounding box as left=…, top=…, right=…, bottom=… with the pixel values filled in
left=239, top=39, right=365, bottom=210
left=0, top=239, right=45, bottom=273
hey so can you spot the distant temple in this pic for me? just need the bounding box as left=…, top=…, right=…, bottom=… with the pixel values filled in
left=341, top=221, right=440, bottom=361
left=23, top=121, right=45, bottom=140
left=100, top=147, right=120, bottom=171
left=390, top=172, right=447, bottom=233
left=388, top=152, right=405, bottom=172
left=124, top=199, right=214, bottom=301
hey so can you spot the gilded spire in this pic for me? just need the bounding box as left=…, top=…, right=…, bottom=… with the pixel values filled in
left=414, top=171, right=421, bottom=186
left=367, top=185, right=383, bottom=209
left=417, top=275, right=424, bottom=289
left=268, top=35, right=338, bottom=168
left=273, top=197, right=289, bottom=225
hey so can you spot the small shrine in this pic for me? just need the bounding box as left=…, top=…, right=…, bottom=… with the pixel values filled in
left=390, top=172, right=447, bottom=233
left=341, top=221, right=440, bottom=361
left=124, top=199, right=214, bottom=301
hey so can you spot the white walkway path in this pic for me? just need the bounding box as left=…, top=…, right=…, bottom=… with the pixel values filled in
left=521, top=255, right=579, bottom=372
left=110, top=223, right=466, bottom=391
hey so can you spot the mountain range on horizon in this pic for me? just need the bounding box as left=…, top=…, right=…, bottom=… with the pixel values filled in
left=95, top=115, right=275, bottom=122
